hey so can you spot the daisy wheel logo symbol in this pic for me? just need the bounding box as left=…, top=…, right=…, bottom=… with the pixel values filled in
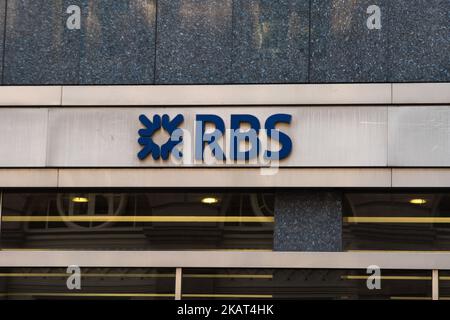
left=137, top=114, right=184, bottom=161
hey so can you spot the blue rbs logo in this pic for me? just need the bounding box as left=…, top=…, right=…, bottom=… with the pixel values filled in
left=138, top=113, right=292, bottom=162
left=138, top=114, right=184, bottom=160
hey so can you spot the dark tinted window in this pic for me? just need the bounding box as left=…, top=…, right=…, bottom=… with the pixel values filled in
left=0, top=192, right=274, bottom=250
left=0, top=267, right=175, bottom=300
left=344, top=193, right=450, bottom=251
left=182, top=268, right=432, bottom=300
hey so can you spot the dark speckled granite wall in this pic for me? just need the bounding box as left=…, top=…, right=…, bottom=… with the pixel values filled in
left=79, top=0, right=156, bottom=85
left=1, top=0, right=449, bottom=84
left=388, top=0, right=450, bottom=82
left=232, top=0, right=309, bottom=83
left=0, top=0, right=4, bottom=84
left=155, top=0, right=233, bottom=84
left=310, top=0, right=388, bottom=83
left=274, top=191, right=342, bottom=252
left=3, top=0, right=156, bottom=85
left=3, top=0, right=80, bottom=84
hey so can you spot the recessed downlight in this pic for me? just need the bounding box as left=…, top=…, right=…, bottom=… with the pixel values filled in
left=201, top=197, right=219, bottom=204
left=410, top=199, right=427, bottom=205
left=72, top=197, right=89, bottom=203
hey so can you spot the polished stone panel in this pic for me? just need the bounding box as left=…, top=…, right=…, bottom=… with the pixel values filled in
left=310, top=0, right=388, bottom=82
left=388, top=0, right=450, bottom=82
left=274, top=191, right=342, bottom=252
left=0, top=86, right=62, bottom=105
left=232, top=0, right=309, bottom=83
left=155, top=0, right=233, bottom=84
left=46, top=106, right=387, bottom=167
left=61, top=84, right=392, bottom=106
left=0, top=109, right=48, bottom=167
left=393, top=83, right=450, bottom=104
left=3, top=0, right=80, bottom=84
left=388, top=106, right=450, bottom=167
left=79, top=0, right=156, bottom=84
left=47, top=108, right=143, bottom=167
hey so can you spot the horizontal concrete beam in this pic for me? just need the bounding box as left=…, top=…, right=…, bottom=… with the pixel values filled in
left=392, top=169, right=450, bottom=188
left=57, top=168, right=392, bottom=188
left=0, top=86, right=62, bottom=106
left=61, top=84, right=392, bottom=106
left=0, top=84, right=447, bottom=107
left=2, top=168, right=450, bottom=188
left=0, top=168, right=391, bottom=188
left=1, top=250, right=450, bottom=270
left=0, top=169, right=58, bottom=187
left=392, top=83, right=450, bottom=104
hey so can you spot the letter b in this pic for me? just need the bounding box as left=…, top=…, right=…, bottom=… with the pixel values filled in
left=230, top=114, right=261, bottom=161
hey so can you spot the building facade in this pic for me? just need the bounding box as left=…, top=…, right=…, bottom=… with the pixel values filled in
left=0, top=0, right=449, bottom=300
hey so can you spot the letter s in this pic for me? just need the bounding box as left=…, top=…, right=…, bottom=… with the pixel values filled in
left=264, top=114, right=292, bottom=160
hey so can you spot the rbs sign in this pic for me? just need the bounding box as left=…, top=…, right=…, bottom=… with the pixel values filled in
left=138, top=113, right=292, bottom=163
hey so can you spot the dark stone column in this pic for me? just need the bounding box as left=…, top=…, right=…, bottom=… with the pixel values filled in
left=274, top=191, right=342, bottom=252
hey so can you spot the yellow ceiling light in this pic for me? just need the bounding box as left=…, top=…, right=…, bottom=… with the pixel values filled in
left=410, top=199, right=427, bottom=205
left=72, top=197, right=89, bottom=203
left=201, top=197, right=219, bottom=204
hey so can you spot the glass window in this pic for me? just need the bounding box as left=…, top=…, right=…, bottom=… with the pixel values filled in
left=343, top=192, right=450, bottom=251
left=0, top=267, right=175, bottom=300
left=181, top=268, right=432, bottom=300
left=0, top=267, right=433, bottom=300
left=438, top=271, right=450, bottom=300
left=0, top=191, right=274, bottom=251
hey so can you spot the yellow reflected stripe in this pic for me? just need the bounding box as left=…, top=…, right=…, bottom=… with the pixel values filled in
left=0, top=273, right=272, bottom=279
left=395, top=297, right=450, bottom=300
left=0, top=293, right=175, bottom=297
left=0, top=273, right=175, bottom=278
left=1, top=216, right=274, bottom=223
left=182, top=294, right=273, bottom=299
left=390, top=296, right=432, bottom=300
left=0, top=293, right=270, bottom=299
left=344, top=217, right=450, bottom=224
left=183, top=274, right=273, bottom=279
left=342, top=275, right=431, bottom=280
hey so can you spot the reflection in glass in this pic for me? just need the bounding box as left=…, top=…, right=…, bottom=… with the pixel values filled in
left=344, top=192, right=450, bottom=251
left=0, top=192, right=274, bottom=251
left=437, top=271, right=450, bottom=300
left=0, top=267, right=175, bottom=300
left=182, top=269, right=432, bottom=300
